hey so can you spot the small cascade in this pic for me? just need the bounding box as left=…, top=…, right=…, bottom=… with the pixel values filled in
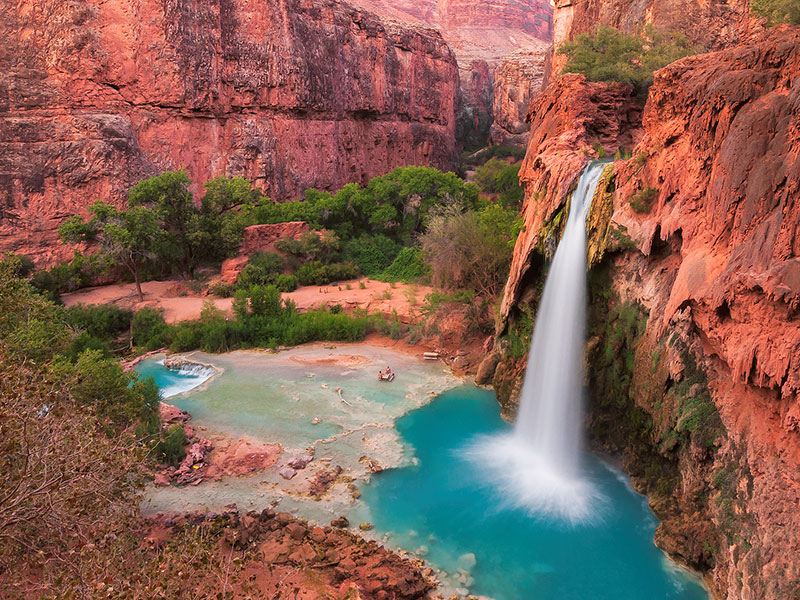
left=468, top=162, right=607, bottom=524
left=155, top=359, right=216, bottom=398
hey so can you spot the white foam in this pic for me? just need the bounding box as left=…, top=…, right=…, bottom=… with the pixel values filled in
left=465, top=433, right=606, bottom=526
left=157, top=359, right=216, bottom=398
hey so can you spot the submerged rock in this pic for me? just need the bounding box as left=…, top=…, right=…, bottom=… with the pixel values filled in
left=279, top=467, right=297, bottom=480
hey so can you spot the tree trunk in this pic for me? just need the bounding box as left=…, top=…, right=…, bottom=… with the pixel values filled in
left=134, top=270, right=144, bottom=302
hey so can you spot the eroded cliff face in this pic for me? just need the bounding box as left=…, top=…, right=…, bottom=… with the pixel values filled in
left=346, top=0, right=553, bottom=146
left=0, top=0, right=459, bottom=264
left=495, top=26, right=800, bottom=599
left=489, top=48, right=548, bottom=146
left=547, top=0, right=752, bottom=82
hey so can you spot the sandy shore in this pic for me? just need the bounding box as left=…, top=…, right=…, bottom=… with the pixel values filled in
left=62, top=277, right=432, bottom=324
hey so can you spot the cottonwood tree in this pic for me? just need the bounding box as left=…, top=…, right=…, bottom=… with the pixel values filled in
left=59, top=201, right=163, bottom=301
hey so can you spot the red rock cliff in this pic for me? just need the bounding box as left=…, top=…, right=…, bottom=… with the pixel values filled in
left=496, top=26, right=800, bottom=599
left=346, top=0, right=553, bottom=145
left=0, top=0, right=459, bottom=264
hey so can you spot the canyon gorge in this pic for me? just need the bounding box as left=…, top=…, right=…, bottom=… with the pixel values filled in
left=0, top=0, right=553, bottom=265
left=2, top=0, right=799, bottom=598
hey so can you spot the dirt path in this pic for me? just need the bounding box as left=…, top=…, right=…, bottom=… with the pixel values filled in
left=62, top=277, right=433, bottom=323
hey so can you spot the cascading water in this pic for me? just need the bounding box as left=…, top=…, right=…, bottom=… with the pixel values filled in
left=468, top=162, right=608, bottom=524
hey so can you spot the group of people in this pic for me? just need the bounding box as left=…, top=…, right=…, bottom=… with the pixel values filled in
left=378, top=366, right=394, bottom=381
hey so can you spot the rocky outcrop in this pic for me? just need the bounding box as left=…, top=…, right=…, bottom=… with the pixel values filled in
left=547, top=0, right=752, bottom=82
left=147, top=509, right=436, bottom=599
left=220, top=222, right=311, bottom=283
left=489, top=48, right=549, bottom=146
left=497, top=26, right=800, bottom=599
left=347, top=0, right=553, bottom=146
left=0, top=0, right=459, bottom=264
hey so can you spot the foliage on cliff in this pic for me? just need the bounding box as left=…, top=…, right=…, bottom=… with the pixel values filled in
left=752, top=0, right=800, bottom=24
left=558, top=25, right=696, bottom=89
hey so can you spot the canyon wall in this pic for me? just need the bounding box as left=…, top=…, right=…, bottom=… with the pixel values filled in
left=347, top=0, right=553, bottom=146
left=0, top=0, right=459, bottom=264
left=492, top=25, right=800, bottom=600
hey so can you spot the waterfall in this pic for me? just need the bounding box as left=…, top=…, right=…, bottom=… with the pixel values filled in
left=514, top=162, right=605, bottom=476
left=467, top=163, right=607, bottom=524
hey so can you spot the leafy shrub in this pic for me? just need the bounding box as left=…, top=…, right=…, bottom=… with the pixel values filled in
left=132, top=307, right=170, bottom=350
left=275, top=273, right=299, bottom=292
left=296, top=261, right=358, bottom=286
left=474, top=158, right=509, bottom=193
left=64, top=303, right=133, bottom=339
left=420, top=203, right=521, bottom=297
left=752, top=0, right=800, bottom=24
left=237, top=251, right=284, bottom=288
left=342, top=234, right=401, bottom=276
left=30, top=251, right=108, bottom=300
left=558, top=25, right=696, bottom=89
left=379, top=247, right=429, bottom=283
left=629, top=187, right=658, bottom=214
left=275, top=231, right=340, bottom=266
left=495, top=164, right=524, bottom=209
left=152, top=424, right=187, bottom=467
left=209, top=281, right=237, bottom=297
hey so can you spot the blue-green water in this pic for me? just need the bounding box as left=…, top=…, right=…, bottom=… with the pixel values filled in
left=360, top=386, right=708, bottom=600
left=138, top=353, right=707, bottom=599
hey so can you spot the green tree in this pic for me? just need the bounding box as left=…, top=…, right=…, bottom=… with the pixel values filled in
left=558, top=25, right=696, bottom=89
left=128, top=170, right=197, bottom=277
left=59, top=202, right=163, bottom=301
left=474, top=157, right=508, bottom=193
left=194, top=176, right=263, bottom=262
left=751, top=0, right=800, bottom=24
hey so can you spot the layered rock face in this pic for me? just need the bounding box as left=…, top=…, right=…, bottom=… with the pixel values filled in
left=489, top=48, right=549, bottom=145
left=0, top=0, right=459, bottom=264
left=547, top=0, right=751, bottom=81
left=347, top=0, right=553, bottom=146
left=496, top=26, right=800, bottom=599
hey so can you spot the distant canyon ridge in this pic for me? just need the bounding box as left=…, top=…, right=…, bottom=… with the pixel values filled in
left=0, top=0, right=552, bottom=264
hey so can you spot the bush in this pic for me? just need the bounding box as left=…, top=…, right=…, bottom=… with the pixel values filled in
left=30, top=251, right=108, bottom=300
left=64, top=303, right=133, bottom=339
left=237, top=251, right=284, bottom=288
left=752, top=0, right=800, bottom=24
left=558, top=25, right=696, bottom=89
left=132, top=307, right=171, bottom=350
left=629, top=187, right=658, bottom=214
left=420, top=203, right=521, bottom=297
left=342, top=234, right=401, bottom=276
left=474, top=158, right=509, bottom=193
left=209, top=281, right=237, bottom=297
left=296, top=261, right=358, bottom=286
left=152, top=424, right=187, bottom=467
left=379, top=247, right=429, bottom=283
left=275, top=273, right=299, bottom=292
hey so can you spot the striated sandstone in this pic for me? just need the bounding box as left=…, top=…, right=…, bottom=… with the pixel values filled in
left=0, top=0, right=459, bottom=265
